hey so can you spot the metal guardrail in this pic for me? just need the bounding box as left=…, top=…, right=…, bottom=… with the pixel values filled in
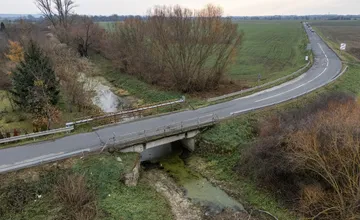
left=100, top=113, right=218, bottom=151
left=66, top=97, right=185, bottom=127
left=0, top=126, right=74, bottom=145
left=207, top=61, right=311, bottom=102
left=0, top=98, right=185, bottom=145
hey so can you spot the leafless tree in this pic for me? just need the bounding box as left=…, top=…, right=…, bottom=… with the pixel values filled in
left=35, top=0, right=76, bottom=28
left=70, top=16, right=104, bottom=57
left=104, top=5, right=243, bottom=92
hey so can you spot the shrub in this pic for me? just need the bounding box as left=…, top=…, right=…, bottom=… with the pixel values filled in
left=55, top=174, right=98, bottom=220
left=238, top=93, right=360, bottom=219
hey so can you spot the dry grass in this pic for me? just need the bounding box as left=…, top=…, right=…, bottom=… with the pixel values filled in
left=55, top=174, right=98, bottom=220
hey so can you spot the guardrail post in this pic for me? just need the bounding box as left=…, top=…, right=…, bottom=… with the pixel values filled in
left=144, top=130, right=147, bottom=141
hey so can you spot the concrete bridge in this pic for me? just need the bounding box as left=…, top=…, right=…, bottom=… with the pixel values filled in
left=102, top=114, right=218, bottom=157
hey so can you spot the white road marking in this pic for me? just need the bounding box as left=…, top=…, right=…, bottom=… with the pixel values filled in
left=234, top=70, right=307, bottom=101
left=231, top=66, right=347, bottom=117
left=255, top=43, right=329, bottom=103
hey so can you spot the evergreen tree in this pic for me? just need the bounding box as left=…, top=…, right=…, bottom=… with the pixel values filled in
left=11, top=40, right=59, bottom=114
left=0, top=22, right=5, bottom=31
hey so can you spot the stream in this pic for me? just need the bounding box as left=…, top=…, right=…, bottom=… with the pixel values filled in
left=141, top=143, right=245, bottom=217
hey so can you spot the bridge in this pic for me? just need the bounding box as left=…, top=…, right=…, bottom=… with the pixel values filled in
left=0, top=23, right=344, bottom=173
left=103, top=114, right=218, bottom=153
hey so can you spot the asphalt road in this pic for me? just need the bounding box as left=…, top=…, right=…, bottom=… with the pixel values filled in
left=0, top=24, right=342, bottom=173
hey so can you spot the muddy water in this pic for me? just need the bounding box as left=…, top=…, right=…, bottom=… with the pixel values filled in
left=183, top=179, right=245, bottom=215
left=142, top=144, right=245, bottom=216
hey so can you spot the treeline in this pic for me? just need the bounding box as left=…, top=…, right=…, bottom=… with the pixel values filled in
left=101, top=5, right=243, bottom=92
left=2, top=13, right=360, bottom=23
left=232, top=15, right=360, bottom=21
left=92, top=14, right=360, bottom=22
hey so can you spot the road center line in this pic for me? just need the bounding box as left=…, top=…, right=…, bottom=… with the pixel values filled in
left=255, top=43, right=329, bottom=103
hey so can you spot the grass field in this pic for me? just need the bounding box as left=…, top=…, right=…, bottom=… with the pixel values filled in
left=98, top=20, right=309, bottom=88
left=230, top=21, right=309, bottom=86
left=311, top=20, right=360, bottom=60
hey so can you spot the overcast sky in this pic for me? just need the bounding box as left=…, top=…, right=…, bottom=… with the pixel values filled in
left=1, top=0, right=359, bottom=16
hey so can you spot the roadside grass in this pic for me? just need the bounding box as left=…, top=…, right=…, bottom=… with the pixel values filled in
left=195, top=21, right=360, bottom=220
left=0, top=152, right=173, bottom=220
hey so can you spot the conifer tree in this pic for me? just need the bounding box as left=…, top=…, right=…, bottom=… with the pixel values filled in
left=11, top=40, right=59, bottom=114
left=0, top=22, right=5, bottom=31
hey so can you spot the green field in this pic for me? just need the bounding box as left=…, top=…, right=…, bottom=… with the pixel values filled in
left=231, top=21, right=308, bottom=86
left=98, top=20, right=309, bottom=88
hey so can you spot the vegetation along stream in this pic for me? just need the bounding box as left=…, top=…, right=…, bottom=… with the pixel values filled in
left=141, top=143, right=246, bottom=217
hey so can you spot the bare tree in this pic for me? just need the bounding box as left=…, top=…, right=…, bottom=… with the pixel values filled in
left=35, top=0, right=76, bottom=28
left=104, top=5, right=243, bottom=92
left=70, top=16, right=104, bottom=57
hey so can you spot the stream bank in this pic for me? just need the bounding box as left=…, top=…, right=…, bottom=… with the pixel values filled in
left=80, top=73, right=134, bottom=113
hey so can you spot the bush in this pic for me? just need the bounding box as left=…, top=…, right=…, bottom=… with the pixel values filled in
left=55, top=174, right=98, bottom=220
left=238, top=93, right=360, bottom=219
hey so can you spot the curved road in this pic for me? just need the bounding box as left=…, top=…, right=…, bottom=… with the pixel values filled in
left=0, top=24, right=342, bottom=173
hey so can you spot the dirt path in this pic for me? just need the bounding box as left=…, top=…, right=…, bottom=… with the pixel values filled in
left=142, top=169, right=202, bottom=220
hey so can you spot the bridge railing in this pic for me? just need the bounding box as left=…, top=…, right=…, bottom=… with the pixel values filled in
left=101, top=114, right=218, bottom=151
left=66, top=97, right=186, bottom=127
